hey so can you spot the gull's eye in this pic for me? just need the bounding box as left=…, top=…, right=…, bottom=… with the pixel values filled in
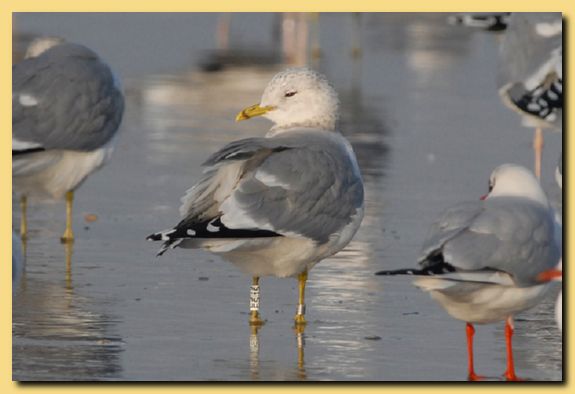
left=285, top=90, right=297, bottom=98
left=488, top=181, right=494, bottom=192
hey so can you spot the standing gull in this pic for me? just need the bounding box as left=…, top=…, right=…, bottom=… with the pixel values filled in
left=148, top=68, right=364, bottom=326
left=538, top=261, right=562, bottom=332
left=376, top=164, right=560, bottom=380
left=537, top=152, right=562, bottom=332
left=12, top=41, right=124, bottom=242
left=498, top=13, right=562, bottom=179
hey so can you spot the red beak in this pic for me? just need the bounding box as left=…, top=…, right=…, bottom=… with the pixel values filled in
left=537, top=268, right=562, bottom=282
left=480, top=194, right=488, bottom=201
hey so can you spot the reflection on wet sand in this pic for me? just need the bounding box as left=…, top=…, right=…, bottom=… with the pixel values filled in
left=12, top=13, right=562, bottom=381
left=249, top=325, right=260, bottom=380
left=13, top=242, right=123, bottom=381
left=294, top=325, right=307, bottom=380
left=247, top=324, right=308, bottom=381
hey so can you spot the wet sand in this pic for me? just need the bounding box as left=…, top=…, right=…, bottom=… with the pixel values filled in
left=13, top=13, right=562, bottom=381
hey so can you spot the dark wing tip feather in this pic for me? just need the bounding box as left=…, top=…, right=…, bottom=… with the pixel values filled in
left=375, top=262, right=456, bottom=276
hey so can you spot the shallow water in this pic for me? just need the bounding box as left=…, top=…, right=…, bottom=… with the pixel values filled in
left=13, top=13, right=562, bottom=381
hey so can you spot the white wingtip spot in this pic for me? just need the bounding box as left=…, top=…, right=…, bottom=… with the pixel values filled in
left=535, top=21, right=562, bottom=37
left=19, top=94, right=39, bottom=107
left=187, top=229, right=196, bottom=236
left=207, top=221, right=220, bottom=232
left=161, top=229, right=176, bottom=240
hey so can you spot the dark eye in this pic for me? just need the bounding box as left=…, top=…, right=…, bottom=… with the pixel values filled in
left=285, top=91, right=297, bottom=98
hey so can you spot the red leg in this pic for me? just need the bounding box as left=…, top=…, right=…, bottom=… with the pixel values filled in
left=504, top=317, right=522, bottom=381
left=466, top=323, right=484, bottom=381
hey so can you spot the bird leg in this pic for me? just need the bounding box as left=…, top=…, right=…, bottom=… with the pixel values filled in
left=503, top=317, right=522, bottom=381
left=294, top=270, right=308, bottom=326
left=20, top=195, right=28, bottom=240
left=60, top=191, right=74, bottom=243
left=533, top=127, right=544, bottom=180
left=466, top=323, right=485, bottom=381
left=249, top=276, right=265, bottom=326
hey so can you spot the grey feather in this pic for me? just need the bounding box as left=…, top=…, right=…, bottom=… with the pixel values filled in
left=180, top=129, right=364, bottom=243
left=12, top=43, right=124, bottom=151
left=419, top=198, right=560, bottom=287
left=498, top=13, right=562, bottom=85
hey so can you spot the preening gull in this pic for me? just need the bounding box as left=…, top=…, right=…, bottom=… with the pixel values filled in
left=376, top=164, right=560, bottom=380
left=148, top=68, right=364, bottom=326
left=12, top=40, right=124, bottom=242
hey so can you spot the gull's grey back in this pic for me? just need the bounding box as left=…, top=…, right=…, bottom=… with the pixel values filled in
left=184, top=129, right=364, bottom=244
left=419, top=198, right=560, bottom=286
left=13, top=43, right=124, bottom=151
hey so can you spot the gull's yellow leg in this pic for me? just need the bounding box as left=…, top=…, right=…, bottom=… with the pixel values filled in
left=294, top=270, right=308, bottom=326
left=249, top=277, right=265, bottom=326
left=20, top=195, right=28, bottom=239
left=534, top=127, right=544, bottom=180
left=60, top=191, right=74, bottom=243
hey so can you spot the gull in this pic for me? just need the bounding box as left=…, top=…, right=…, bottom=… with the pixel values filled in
left=538, top=260, right=562, bottom=332
left=498, top=13, right=562, bottom=179
left=376, top=164, right=560, bottom=380
left=148, top=68, right=364, bottom=326
left=12, top=41, right=124, bottom=242
left=447, top=12, right=510, bottom=32
left=537, top=153, right=562, bottom=332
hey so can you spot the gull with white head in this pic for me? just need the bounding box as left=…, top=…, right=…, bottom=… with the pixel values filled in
left=12, top=40, right=124, bottom=242
left=376, top=164, right=560, bottom=380
left=148, top=68, right=364, bottom=327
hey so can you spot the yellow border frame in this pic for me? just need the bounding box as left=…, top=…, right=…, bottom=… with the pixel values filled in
left=2, top=1, right=571, bottom=392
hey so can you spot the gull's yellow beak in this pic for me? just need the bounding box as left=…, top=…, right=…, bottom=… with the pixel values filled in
left=235, top=104, right=276, bottom=121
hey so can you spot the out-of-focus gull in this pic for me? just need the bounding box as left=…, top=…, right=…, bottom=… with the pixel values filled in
left=538, top=260, right=562, bottom=332
left=376, top=164, right=560, bottom=380
left=148, top=68, right=364, bottom=326
left=537, top=152, right=562, bottom=332
left=447, top=13, right=510, bottom=32
left=498, top=13, right=562, bottom=179
left=12, top=41, right=124, bottom=242
left=555, top=151, right=562, bottom=191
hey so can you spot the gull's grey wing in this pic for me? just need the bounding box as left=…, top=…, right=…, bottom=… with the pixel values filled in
left=419, top=201, right=485, bottom=263
left=12, top=43, right=124, bottom=152
left=419, top=198, right=560, bottom=286
left=176, top=130, right=364, bottom=244
left=498, top=13, right=562, bottom=85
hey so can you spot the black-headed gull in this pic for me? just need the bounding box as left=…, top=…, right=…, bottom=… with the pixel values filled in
left=376, top=164, right=561, bottom=380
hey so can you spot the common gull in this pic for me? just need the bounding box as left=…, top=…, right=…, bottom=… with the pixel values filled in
left=148, top=68, right=364, bottom=326
left=12, top=41, right=124, bottom=242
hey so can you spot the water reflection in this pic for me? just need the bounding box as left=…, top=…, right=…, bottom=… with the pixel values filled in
left=12, top=12, right=562, bottom=381
left=13, top=242, right=124, bottom=381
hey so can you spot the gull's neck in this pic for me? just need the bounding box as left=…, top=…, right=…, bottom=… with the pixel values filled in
left=267, top=119, right=337, bottom=137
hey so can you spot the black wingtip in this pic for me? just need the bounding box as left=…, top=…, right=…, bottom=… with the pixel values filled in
left=375, top=268, right=417, bottom=276
left=147, top=233, right=162, bottom=241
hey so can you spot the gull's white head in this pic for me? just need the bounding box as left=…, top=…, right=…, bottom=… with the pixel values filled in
left=236, top=68, right=339, bottom=132
left=484, top=164, right=548, bottom=205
